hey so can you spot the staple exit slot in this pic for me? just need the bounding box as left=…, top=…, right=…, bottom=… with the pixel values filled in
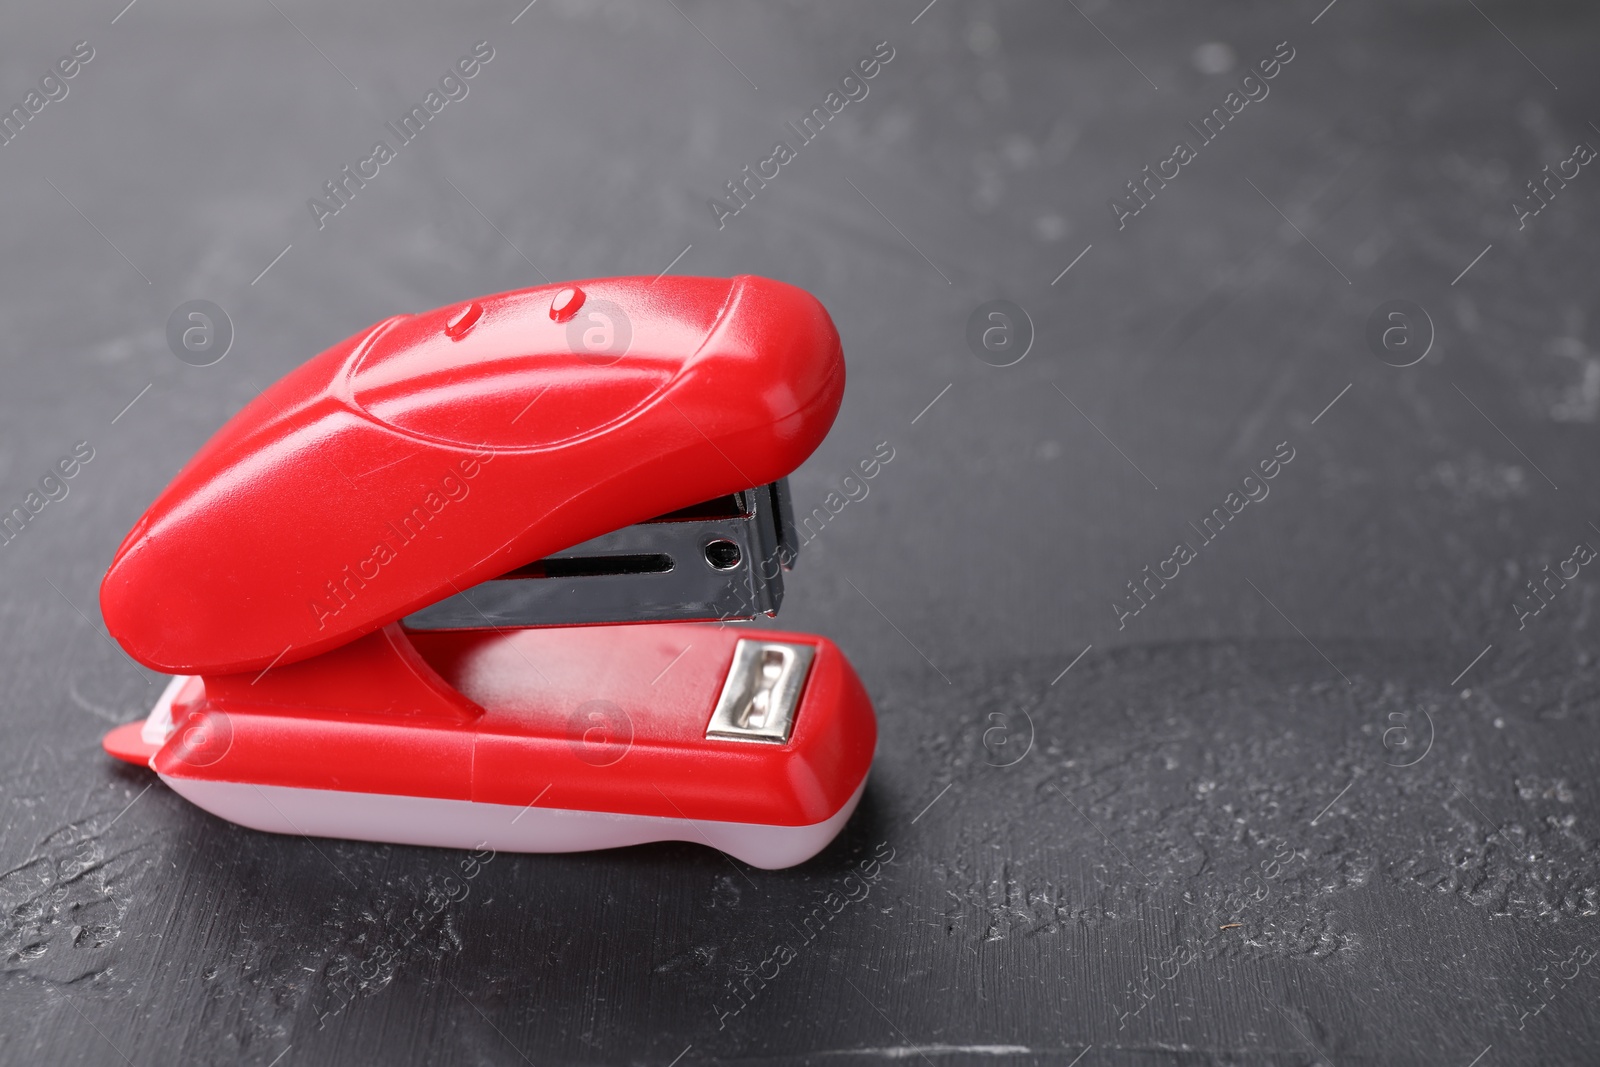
left=499, top=554, right=675, bottom=580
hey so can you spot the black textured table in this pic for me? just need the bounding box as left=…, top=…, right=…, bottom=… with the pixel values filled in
left=3, top=1, right=1599, bottom=1064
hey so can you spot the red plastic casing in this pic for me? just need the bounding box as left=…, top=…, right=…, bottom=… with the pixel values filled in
left=114, top=623, right=875, bottom=827
left=98, top=276, right=876, bottom=836
left=102, top=275, right=844, bottom=676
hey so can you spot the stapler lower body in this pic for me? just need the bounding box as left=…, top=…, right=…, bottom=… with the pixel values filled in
left=104, top=620, right=876, bottom=870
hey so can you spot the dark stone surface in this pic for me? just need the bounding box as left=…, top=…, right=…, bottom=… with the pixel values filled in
left=2, top=0, right=1599, bottom=1063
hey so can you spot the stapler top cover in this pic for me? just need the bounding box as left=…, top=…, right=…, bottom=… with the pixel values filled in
left=101, top=275, right=845, bottom=675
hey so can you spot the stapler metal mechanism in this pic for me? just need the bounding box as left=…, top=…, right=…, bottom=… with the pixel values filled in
left=100, top=276, right=876, bottom=869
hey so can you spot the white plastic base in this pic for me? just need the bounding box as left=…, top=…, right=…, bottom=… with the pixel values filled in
left=159, top=774, right=868, bottom=870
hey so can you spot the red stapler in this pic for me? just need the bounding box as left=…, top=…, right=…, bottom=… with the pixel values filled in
left=99, top=276, right=876, bottom=869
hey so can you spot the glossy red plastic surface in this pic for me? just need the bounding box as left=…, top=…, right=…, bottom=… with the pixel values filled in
left=99, top=275, right=876, bottom=848
left=101, top=276, right=845, bottom=675
left=146, top=623, right=876, bottom=827
left=102, top=720, right=155, bottom=764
